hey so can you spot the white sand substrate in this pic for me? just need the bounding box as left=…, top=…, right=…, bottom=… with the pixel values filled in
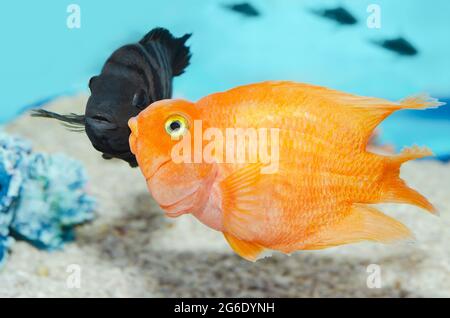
left=0, top=95, right=449, bottom=297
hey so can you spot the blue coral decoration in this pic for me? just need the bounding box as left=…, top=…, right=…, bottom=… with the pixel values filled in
left=0, top=132, right=96, bottom=267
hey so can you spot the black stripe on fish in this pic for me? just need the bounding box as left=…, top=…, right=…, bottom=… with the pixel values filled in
left=153, top=44, right=172, bottom=97
left=120, top=44, right=166, bottom=101
left=150, top=43, right=170, bottom=96
left=108, top=48, right=153, bottom=99
left=136, top=43, right=166, bottom=100
left=136, top=43, right=158, bottom=101
left=143, top=44, right=168, bottom=100
left=140, top=42, right=171, bottom=98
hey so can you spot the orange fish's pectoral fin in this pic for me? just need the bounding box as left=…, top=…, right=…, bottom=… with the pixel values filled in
left=219, top=163, right=265, bottom=232
left=301, top=204, right=413, bottom=250
left=219, top=164, right=268, bottom=261
left=381, top=146, right=437, bottom=214
left=223, top=233, right=265, bottom=262
left=220, top=163, right=263, bottom=196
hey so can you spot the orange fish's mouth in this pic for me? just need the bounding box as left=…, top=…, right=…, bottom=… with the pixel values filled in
left=128, top=117, right=139, bottom=155
left=128, top=117, right=138, bottom=136
left=129, top=133, right=137, bottom=155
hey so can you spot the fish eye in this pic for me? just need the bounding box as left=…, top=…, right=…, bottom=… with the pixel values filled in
left=164, top=115, right=189, bottom=138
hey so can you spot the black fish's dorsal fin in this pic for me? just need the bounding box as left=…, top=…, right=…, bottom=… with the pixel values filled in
left=139, top=28, right=192, bottom=76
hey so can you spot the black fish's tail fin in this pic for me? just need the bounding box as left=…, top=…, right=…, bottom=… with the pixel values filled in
left=139, top=27, right=192, bottom=76
left=31, top=109, right=86, bottom=132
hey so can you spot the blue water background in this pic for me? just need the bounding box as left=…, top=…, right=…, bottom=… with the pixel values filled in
left=0, top=0, right=449, bottom=156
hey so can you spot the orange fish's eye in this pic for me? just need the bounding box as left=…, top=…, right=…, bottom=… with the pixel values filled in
left=164, top=114, right=189, bottom=138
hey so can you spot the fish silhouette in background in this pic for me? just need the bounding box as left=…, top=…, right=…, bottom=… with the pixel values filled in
left=311, top=6, right=358, bottom=25
left=32, top=28, right=192, bottom=167
left=223, top=2, right=260, bottom=17
left=371, top=37, right=419, bottom=56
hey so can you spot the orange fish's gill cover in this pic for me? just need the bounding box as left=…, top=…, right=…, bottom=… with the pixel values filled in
left=129, top=81, right=443, bottom=261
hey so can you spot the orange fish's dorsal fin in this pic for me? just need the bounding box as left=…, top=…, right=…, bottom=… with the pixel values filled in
left=399, top=94, right=445, bottom=110
left=381, top=146, right=437, bottom=214
left=301, top=204, right=413, bottom=250
left=223, top=233, right=265, bottom=262
left=344, top=93, right=444, bottom=149
left=322, top=91, right=443, bottom=150
left=276, top=82, right=445, bottom=150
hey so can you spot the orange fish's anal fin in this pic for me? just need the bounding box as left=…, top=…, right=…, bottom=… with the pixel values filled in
left=224, top=233, right=265, bottom=262
left=381, top=146, right=437, bottom=214
left=301, top=204, right=413, bottom=250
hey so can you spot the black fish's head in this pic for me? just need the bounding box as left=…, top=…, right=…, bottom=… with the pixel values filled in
left=85, top=74, right=151, bottom=167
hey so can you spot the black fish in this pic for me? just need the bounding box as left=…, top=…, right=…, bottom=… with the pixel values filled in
left=312, top=6, right=358, bottom=25
left=372, top=37, right=418, bottom=56
left=224, top=2, right=260, bottom=17
left=32, top=28, right=192, bottom=167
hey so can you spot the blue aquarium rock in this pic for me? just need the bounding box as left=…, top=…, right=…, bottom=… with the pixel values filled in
left=0, top=236, right=13, bottom=267
left=0, top=132, right=29, bottom=265
left=10, top=153, right=96, bottom=250
left=0, top=132, right=95, bottom=266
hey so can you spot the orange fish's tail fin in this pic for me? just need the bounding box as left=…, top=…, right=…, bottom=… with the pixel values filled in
left=398, top=94, right=445, bottom=110
left=381, top=146, right=437, bottom=214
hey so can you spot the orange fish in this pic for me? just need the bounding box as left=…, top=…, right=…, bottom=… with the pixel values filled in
left=129, top=81, right=443, bottom=261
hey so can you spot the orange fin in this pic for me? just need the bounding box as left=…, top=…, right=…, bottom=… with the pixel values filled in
left=254, top=83, right=444, bottom=151
left=220, top=164, right=264, bottom=234
left=224, top=232, right=265, bottom=262
left=302, top=204, right=413, bottom=250
left=381, top=146, right=437, bottom=214
left=306, top=86, right=445, bottom=149
left=221, top=163, right=263, bottom=195
left=347, top=94, right=444, bottom=149
left=399, top=94, right=445, bottom=110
